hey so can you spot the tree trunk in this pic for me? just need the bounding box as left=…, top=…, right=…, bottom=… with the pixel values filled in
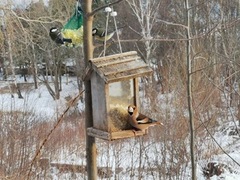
left=185, top=0, right=196, bottom=179
left=31, top=44, right=38, bottom=89
left=3, top=23, right=23, bottom=99
left=82, top=0, right=97, bottom=180
left=0, top=25, right=7, bottom=80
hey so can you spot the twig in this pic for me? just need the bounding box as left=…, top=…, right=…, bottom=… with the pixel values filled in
left=115, top=22, right=220, bottom=43
left=89, top=0, right=125, bottom=17
left=198, top=116, right=240, bottom=167
left=26, top=89, right=85, bottom=180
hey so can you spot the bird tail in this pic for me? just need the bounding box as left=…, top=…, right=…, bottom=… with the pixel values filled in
left=149, top=118, right=158, bottom=123
left=150, top=119, right=164, bottom=126
left=106, top=25, right=126, bottom=35
left=76, top=0, right=83, bottom=14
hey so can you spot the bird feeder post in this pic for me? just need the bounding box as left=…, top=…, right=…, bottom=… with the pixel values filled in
left=82, top=0, right=97, bottom=179
left=133, top=78, right=140, bottom=108
left=87, top=51, right=153, bottom=141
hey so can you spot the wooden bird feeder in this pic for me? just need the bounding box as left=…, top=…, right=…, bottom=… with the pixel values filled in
left=87, top=51, right=153, bottom=140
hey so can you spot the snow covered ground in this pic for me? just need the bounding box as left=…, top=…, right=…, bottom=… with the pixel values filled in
left=0, top=76, right=83, bottom=120
left=1, top=75, right=240, bottom=179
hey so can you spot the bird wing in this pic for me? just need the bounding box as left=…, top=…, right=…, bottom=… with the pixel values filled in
left=63, top=38, right=72, bottom=43
left=137, top=118, right=150, bottom=124
left=137, top=113, right=158, bottom=123
left=95, top=31, right=115, bottom=41
left=137, top=113, right=147, bottom=120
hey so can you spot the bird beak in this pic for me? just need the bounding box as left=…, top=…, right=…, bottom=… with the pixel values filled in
left=128, top=106, right=134, bottom=115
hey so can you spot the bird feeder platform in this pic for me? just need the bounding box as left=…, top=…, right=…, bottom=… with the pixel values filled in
left=87, top=51, right=153, bottom=141
left=87, top=128, right=147, bottom=141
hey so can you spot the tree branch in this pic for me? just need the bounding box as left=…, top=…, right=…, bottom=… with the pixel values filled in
left=27, top=89, right=85, bottom=180
left=114, top=22, right=220, bottom=43
left=156, top=18, right=188, bottom=29
left=89, top=0, right=125, bottom=17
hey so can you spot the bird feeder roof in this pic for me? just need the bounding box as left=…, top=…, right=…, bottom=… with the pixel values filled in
left=89, top=51, right=153, bottom=83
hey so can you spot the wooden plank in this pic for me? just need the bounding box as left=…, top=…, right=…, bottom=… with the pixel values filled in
left=87, top=127, right=147, bottom=141
left=89, top=51, right=153, bottom=83
left=90, top=51, right=137, bottom=63
left=91, top=52, right=136, bottom=62
left=92, top=64, right=152, bottom=83
left=106, top=68, right=153, bottom=83
left=111, top=130, right=147, bottom=140
left=91, top=65, right=108, bottom=82
left=97, top=59, right=145, bottom=76
left=91, top=73, right=108, bottom=130
left=95, top=57, right=138, bottom=68
left=87, top=128, right=111, bottom=140
left=134, top=78, right=140, bottom=108
left=104, top=64, right=149, bottom=76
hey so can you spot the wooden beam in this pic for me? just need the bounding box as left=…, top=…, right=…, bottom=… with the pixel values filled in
left=111, top=130, right=147, bottom=140
left=104, top=64, right=149, bottom=76
left=106, top=69, right=153, bottom=83
left=95, top=57, right=138, bottom=68
left=87, top=128, right=111, bottom=141
left=90, top=51, right=137, bottom=63
left=82, top=0, right=97, bottom=179
left=87, top=128, right=147, bottom=141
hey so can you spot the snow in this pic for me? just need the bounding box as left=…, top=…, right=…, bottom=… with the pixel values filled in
left=0, top=0, right=49, bottom=8
left=0, top=76, right=82, bottom=120
left=1, top=75, right=240, bottom=179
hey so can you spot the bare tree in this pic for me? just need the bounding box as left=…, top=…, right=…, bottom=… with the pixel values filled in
left=126, top=0, right=161, bottom=64
left=185, top=0, right=196, bottom=179
left=1, top=10, right=23, bottom=98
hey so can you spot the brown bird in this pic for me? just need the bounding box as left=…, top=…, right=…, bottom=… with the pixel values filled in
left=127, top=105, right=163, bottom=132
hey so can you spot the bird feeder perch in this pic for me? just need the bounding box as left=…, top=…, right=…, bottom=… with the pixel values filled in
left=87, top=51, right=153, bottom=140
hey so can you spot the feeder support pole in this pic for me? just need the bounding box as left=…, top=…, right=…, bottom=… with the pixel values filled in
left=82, top=0, right=97, bottom=179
